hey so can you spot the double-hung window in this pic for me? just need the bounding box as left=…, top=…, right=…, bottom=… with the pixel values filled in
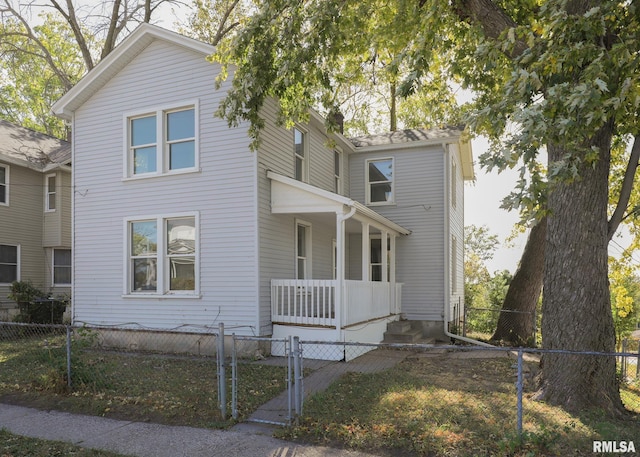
left=127, top=104, right=197, bottom=177
left=53, top=249, right=71, bottom=285
left=334, top=149, right=342, bottom=194
left=293, top=128, right=307, bottom=182
left=0, top=164, right=8, bottom=206
left=127, top=214, right=198, bottom=295
left=366, top=158, right=394, bottom=205
left=0, top=244, right=19, bottom=284
left=45, top=173, right=56, bottom=211
left=295, top=221, right=311, bottom=279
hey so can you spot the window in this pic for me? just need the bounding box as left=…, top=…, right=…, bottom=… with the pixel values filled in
left=451, top=161, right=457, bottom=208
left=127, top=214, right=198, bottom=295
left=0, top=244, right=18, bottom=284
left=370, top=236, right=390, bottom=281
left=45, top=174, right=56, bottom=211
left=0, top=164, right=8, bottom=205
left=366, top=158, right=394, bottom=204
left=334, top=149, right=342, bottom=194
left=127, top=104, right=197, bottom=177
left=451, top=236, right=458, bottom=293
left=293, top=128, right=307, bottom=182
left=53, top=249, right=71, bottom=285
left=295, top=221, right=311, bottom=279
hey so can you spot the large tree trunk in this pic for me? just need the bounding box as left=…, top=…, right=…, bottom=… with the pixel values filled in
left=491, top=216, right=546, bottom=346
left=536, top=123, right=626, bottom=416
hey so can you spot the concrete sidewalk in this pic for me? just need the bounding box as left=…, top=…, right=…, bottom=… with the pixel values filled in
left=0, top=403, right=380, bottom=457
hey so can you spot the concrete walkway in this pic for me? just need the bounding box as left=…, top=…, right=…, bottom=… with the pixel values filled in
left=0, top=403, right=380, bottom=457
left=1, top=349, right=416, bottom=457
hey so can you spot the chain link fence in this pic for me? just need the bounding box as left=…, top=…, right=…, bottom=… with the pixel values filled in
left=464, top=306, right=538, bottom=344
left=1, top=321, right=639, bottom=455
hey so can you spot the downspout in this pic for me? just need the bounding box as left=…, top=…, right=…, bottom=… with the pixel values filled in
left=442, top=143, right=492, bottom=347
left=335, top=205, right=357, bottom=335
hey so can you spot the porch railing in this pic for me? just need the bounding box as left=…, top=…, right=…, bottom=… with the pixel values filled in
left=271, top=279, right=402, bottom=328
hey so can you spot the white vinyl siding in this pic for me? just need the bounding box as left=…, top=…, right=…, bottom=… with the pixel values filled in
left=350, top=146, right=445, bottom=321
left=448, top=149, right=465, bottom=319
left=71, top=39, right=258, bottom=332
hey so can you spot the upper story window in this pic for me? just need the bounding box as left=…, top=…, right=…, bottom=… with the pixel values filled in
left=293, top=128, right=307, bottom=182
left=451, top=161, right=457, bottom=209
left=126, top=104, right=197, bottom=178
left=0, top=244, right=19, bottom=284
left=366, top=158, right=394, bottom=205
left=0, top=164, right=8, bottom=206
left=45, top=173, right=56, bottom=211
left=53, top=249, right=71, bottom=285
left=334, top=148, right=342, bottom=194
left=127, top=213, right=198, bottom=296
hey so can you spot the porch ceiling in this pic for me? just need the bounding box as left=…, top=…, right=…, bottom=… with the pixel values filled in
left=268, top=171, right=411, bottom=236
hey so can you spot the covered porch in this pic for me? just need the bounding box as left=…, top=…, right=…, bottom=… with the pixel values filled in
left=267, top=172, right=410, bottom=356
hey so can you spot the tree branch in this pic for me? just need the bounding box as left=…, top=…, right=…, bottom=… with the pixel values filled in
left=608, top=135, right=640, bottom=240
left=101, top=0, right=122, bottom=59
left=49, top=0, right=95, bottom=70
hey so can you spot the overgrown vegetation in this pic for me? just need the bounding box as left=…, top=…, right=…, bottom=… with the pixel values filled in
left=8, top=281, right=67, bottom=324
left=0, top=329, right=286, bottom=428
left=279, top=355, right=640, bottom=457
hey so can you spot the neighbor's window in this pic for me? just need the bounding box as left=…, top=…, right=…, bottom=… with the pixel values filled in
left=293, top=128, right=307, bottom=182
left=366, top=158, right=394, bottom=204
left=127, top=105, right=196, bottom=177
left=0, top=244, right=19, bottom=284
left=45, top=174, right=56, bottom=211
left=53, top=249, right=71, bottom=285
left=451, top=235, right=458, bottom=293
left=0, top=164, right=8, bottom=205
left=128, top=214, right=197, bottom=295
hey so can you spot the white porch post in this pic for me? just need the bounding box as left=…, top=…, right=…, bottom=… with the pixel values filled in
left=335, top=212, right=345, bottom=332
left=381, top=230, right=389, bottom=282
left=361, top=222, right=370, bottom=281
left=390, top=234, right=396, bottom=283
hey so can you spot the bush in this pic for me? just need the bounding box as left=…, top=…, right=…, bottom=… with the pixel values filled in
left=8, top=281, right=67, bottom=324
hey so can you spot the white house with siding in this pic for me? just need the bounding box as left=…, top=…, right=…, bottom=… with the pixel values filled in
left=52, top=24, right=473, bottom=356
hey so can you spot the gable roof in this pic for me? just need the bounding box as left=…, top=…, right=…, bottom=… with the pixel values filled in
left=0, top=119, right=71, bottom=170
left=349, top=126, right=474, bottom=180
left=52, top=23, right=215, bottom=120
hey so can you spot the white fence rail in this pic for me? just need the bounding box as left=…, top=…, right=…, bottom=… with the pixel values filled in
left=271, top=279, right=402, bottom=327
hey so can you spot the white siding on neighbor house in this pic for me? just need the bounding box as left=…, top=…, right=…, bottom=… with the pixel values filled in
left=256, top=101, right=346, bottom=334
left=448, top=145, right=465, bottom=324
left=349, top=145, right=446, bottom=321
left=71, top=40, right=259, bottom=334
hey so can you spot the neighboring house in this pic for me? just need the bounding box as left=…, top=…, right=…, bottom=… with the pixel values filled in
left=0, top=120, right=72, bottom=319
left=52, top=24, right=473, bottom=357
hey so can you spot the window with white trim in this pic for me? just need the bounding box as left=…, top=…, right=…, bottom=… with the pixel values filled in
left=451, top=161, right=457, bottom=209
left=0, top=244, right=19, bottom=284
left=45, top=173, right=56, bottom=211
left=370, top=235, right=390, bottom=281
left=334, top=148, right=342, bottom=194
left=0, top=164, right=8, bottom=205
left=295, top=221, right=311, bottom=279
left=127, top=214, right=198, bottom=295
left=127, top=104, right=197, bottom=177
left=293, top=128, right=307, bottom=182
left=53, top=249, right=71, bottom=285
left=366, top=158, right=394, bottom=204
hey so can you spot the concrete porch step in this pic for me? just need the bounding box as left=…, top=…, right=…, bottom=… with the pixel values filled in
left=383, top=326, right=423, bottom=343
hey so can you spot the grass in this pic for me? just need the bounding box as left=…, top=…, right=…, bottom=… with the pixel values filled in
left=0, top=330, right=287, bottom=428
left=277, top=354, right=640, bottom=457
left=0, top=429, right=127, bottom=457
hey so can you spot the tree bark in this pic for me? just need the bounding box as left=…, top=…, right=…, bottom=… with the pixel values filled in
left=491, top=216, right=546, bottom=346
left=536, top=122, right=626, bottom=417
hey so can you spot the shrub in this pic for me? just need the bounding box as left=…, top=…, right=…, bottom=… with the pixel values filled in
left=8, top=281, right=67, bottom=324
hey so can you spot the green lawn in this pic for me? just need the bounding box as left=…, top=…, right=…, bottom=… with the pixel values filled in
left=0, top=429, right=127, bottom=457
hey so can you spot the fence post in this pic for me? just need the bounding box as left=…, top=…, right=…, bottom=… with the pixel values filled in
left=217, top=323, right=226, bottom=420
left=636, top=341, right=640, bottom=379
left=287, top=336, right=293, bottom=424
left=293, top=336, right=303, bottom=422
left=516, top=349, right=523, bottom=436
left=621, top=339, right=627, bottom=380
left=231, top=333, right=238, bottom=420
left=66, top=325, right=72, bottom=388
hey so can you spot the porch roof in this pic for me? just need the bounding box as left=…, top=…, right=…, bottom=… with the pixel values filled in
left=268, top=171, right=411, bottom=236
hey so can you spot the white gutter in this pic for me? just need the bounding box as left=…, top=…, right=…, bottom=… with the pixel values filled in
left=442, top=146, right=492, bottom=347
left=335, top=206, right=357, bottom=334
